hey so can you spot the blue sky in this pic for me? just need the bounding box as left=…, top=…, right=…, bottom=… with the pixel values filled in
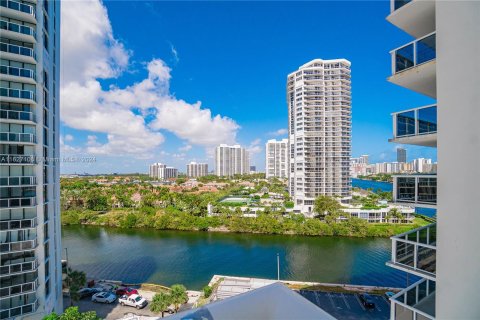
left=60, top=1, right=436, bottom=174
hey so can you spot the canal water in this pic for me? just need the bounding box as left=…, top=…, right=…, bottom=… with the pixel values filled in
left=351, top=178, right=392, bottom=192
left=62, top=225, right=410, bottom=290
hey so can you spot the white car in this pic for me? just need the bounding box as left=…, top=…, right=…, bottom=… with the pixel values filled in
left=119, top=294, right=148, bottom=309
left=92, top=292, right=116, bottom=304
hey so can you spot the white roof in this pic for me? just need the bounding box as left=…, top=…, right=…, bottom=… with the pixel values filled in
left=168, top=282, right=336, bottom=320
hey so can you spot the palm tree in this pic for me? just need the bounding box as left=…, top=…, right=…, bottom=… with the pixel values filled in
left=170, top=284, right=188, bottom=313
left=66, top=268, right=86, bottom=306
left=150, top=292, right=172, bottom=318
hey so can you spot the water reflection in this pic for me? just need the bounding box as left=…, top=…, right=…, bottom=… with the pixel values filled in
left=62, top=226, right=408, bottom=290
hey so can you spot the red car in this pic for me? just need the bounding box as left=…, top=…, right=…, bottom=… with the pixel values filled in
left=115, top=287, right=139, bottom=296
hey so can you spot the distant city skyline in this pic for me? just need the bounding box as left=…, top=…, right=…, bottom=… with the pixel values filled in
left=59, top=1, right=436, bottom=174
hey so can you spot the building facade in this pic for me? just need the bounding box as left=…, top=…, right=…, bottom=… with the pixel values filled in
left=396, top=147, right=407, bottom=163
left=149, top=163, right=178, bottom=180
left=385, top=0, right=480, bottom=318
left=214, top=144, right=249, bottom=177
left=1, top=0, right=63, bottom=318
left=265, top=139, right=288, bottom=179
left=287, top=59, right=352, bottom=214
left=186, top=162, right=208, bottom=178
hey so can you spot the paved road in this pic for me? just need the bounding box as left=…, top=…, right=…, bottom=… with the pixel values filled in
left=298, top=290, right=390, bottom=320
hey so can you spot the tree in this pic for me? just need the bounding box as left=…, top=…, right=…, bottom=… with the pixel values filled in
left=170, top=284, right=188, bottom=313
left=150, top=292, right=172, bottom=318
left=43, top=306, right=100, bottom=320
left=203, top=285, right=213, bottom=298
left=66, top=268, right=86, bottom=306
left=314, top=195, right=341, bottom=218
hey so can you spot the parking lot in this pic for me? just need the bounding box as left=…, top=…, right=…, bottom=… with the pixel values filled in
left=64, top=289, right=200, bottom=319
left=298, top=290, right=390, bottom=320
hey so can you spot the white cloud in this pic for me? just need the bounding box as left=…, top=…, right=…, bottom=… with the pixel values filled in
left=269, top=128, right=288, bottom=136
left=170, top=43, right=179, bottom=64
left=64, top=134, right=74, bottom=142
left=247, top=138, right=262, bottom=155
left=60, top=135, right=81, bottom=154
left=61, top=0, right=239, bottom=159
left=179, top=144, right=192, bottom=152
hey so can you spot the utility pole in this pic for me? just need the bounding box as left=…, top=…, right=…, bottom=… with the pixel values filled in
left=277, top=253, right=280, bottom=281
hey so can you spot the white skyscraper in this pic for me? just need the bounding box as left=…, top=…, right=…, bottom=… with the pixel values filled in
left=385, top=1, right=480, bottom=318
left=265, top=139, right=288, bottom=179
left=186, top=162, right=208, bottom=178
left=1, top=0, right=62, bottom=318
left=287, top=59, right=352, bottom=214
left=214, top=144, right=249, bottom=177
left=149, top=163, right=178, bottom=180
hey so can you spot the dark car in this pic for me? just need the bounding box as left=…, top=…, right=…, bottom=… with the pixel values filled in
left=359, top=293, right=375, bottom=309
left=115, top=287, right=139, bottom=296
left=77, top=288, right=101, bottom=299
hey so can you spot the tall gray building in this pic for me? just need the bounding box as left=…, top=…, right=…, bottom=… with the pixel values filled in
left=396, top=147, right=407, bottom=163
left=1, top=0, right=63, bottom=318
left=287, top=59, right=352, bottom=215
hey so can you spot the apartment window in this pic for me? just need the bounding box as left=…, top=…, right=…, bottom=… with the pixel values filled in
left=44, top=222, right=49, bottom=241
left=43, top=89, right=48, bottom=108
left=44, top=241, right=50, bottom=259
left=43, top=108, right=48, bottom=127
left=43, top=70, right=49, bottom=90
left=45, top=278, right=51, bottom=298
left=43, top=33, right=49, bottom=52
left=43, top=128, right=48, bottom=146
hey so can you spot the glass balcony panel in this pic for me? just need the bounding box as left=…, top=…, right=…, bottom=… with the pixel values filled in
left=406, top=288, right=417, bottom=306
left=394, top=0, right=412, bottom=11
left=418, top=106, right=437, bottom=134
left=396, top=242, right=415, bottom=267
left=0, top=0, right=35, bottom=16
left=418, top=227, right=428, bottom=244
left=397, top=110, right=416, bottom=137
left=416, top=34, right=436, bottom=65
left=418, top=178, right=437, bottom=203
left=395, top=43, right=414, bottom=72
left=417, top=246, right=436, bottom=274
left=397, top=177, right=416, bottom=201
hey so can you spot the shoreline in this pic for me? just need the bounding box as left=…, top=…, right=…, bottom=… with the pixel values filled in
left=62, top=217, right=428, bottom=239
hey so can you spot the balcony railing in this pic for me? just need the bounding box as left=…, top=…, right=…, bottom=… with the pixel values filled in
left=0, top=299, right=38, bottom=319
left=0, top=259, right=38, bottom=276
left=0, top=64, right=36, bottom=80
left=389, top=223, right=436, bottom=278
left=0, top=19, right=36, bottom=38
left=391, top=32, right=436, bottom=74
left=393, top=104, right=437, bottom=138
left=0, top=238, right=38, bottom=253
left=0, top=42, right=35, bottom=59
left=0, top=176, right=37, bottom=186
left=0, top=277, right=38, bottom=298
left=0, top=197, right=37, bottom=208
left=0, top=217, right=37, bottom=231
left=0, top=154, right=37, bottom=164
left=0, top=87, right=36, bottom=101
left=0, top=109, right=35, bottom=122
left=0, top=132, right=36, bottom=143
left=394, top=175, right=437, bottom=205
left=0, top=0, right=35, bottom=17
left=391, top=278, right=435, bottom=320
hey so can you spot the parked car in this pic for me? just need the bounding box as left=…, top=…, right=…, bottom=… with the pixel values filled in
left=119, top=294, right=148, bottom=309
left=116, top=287, right=139, bottom=296
left=359, top=293, right=375, bottom=309
left=92, top=292, right=116, bottom=304
left=78, top=287, right=103, bottom=299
